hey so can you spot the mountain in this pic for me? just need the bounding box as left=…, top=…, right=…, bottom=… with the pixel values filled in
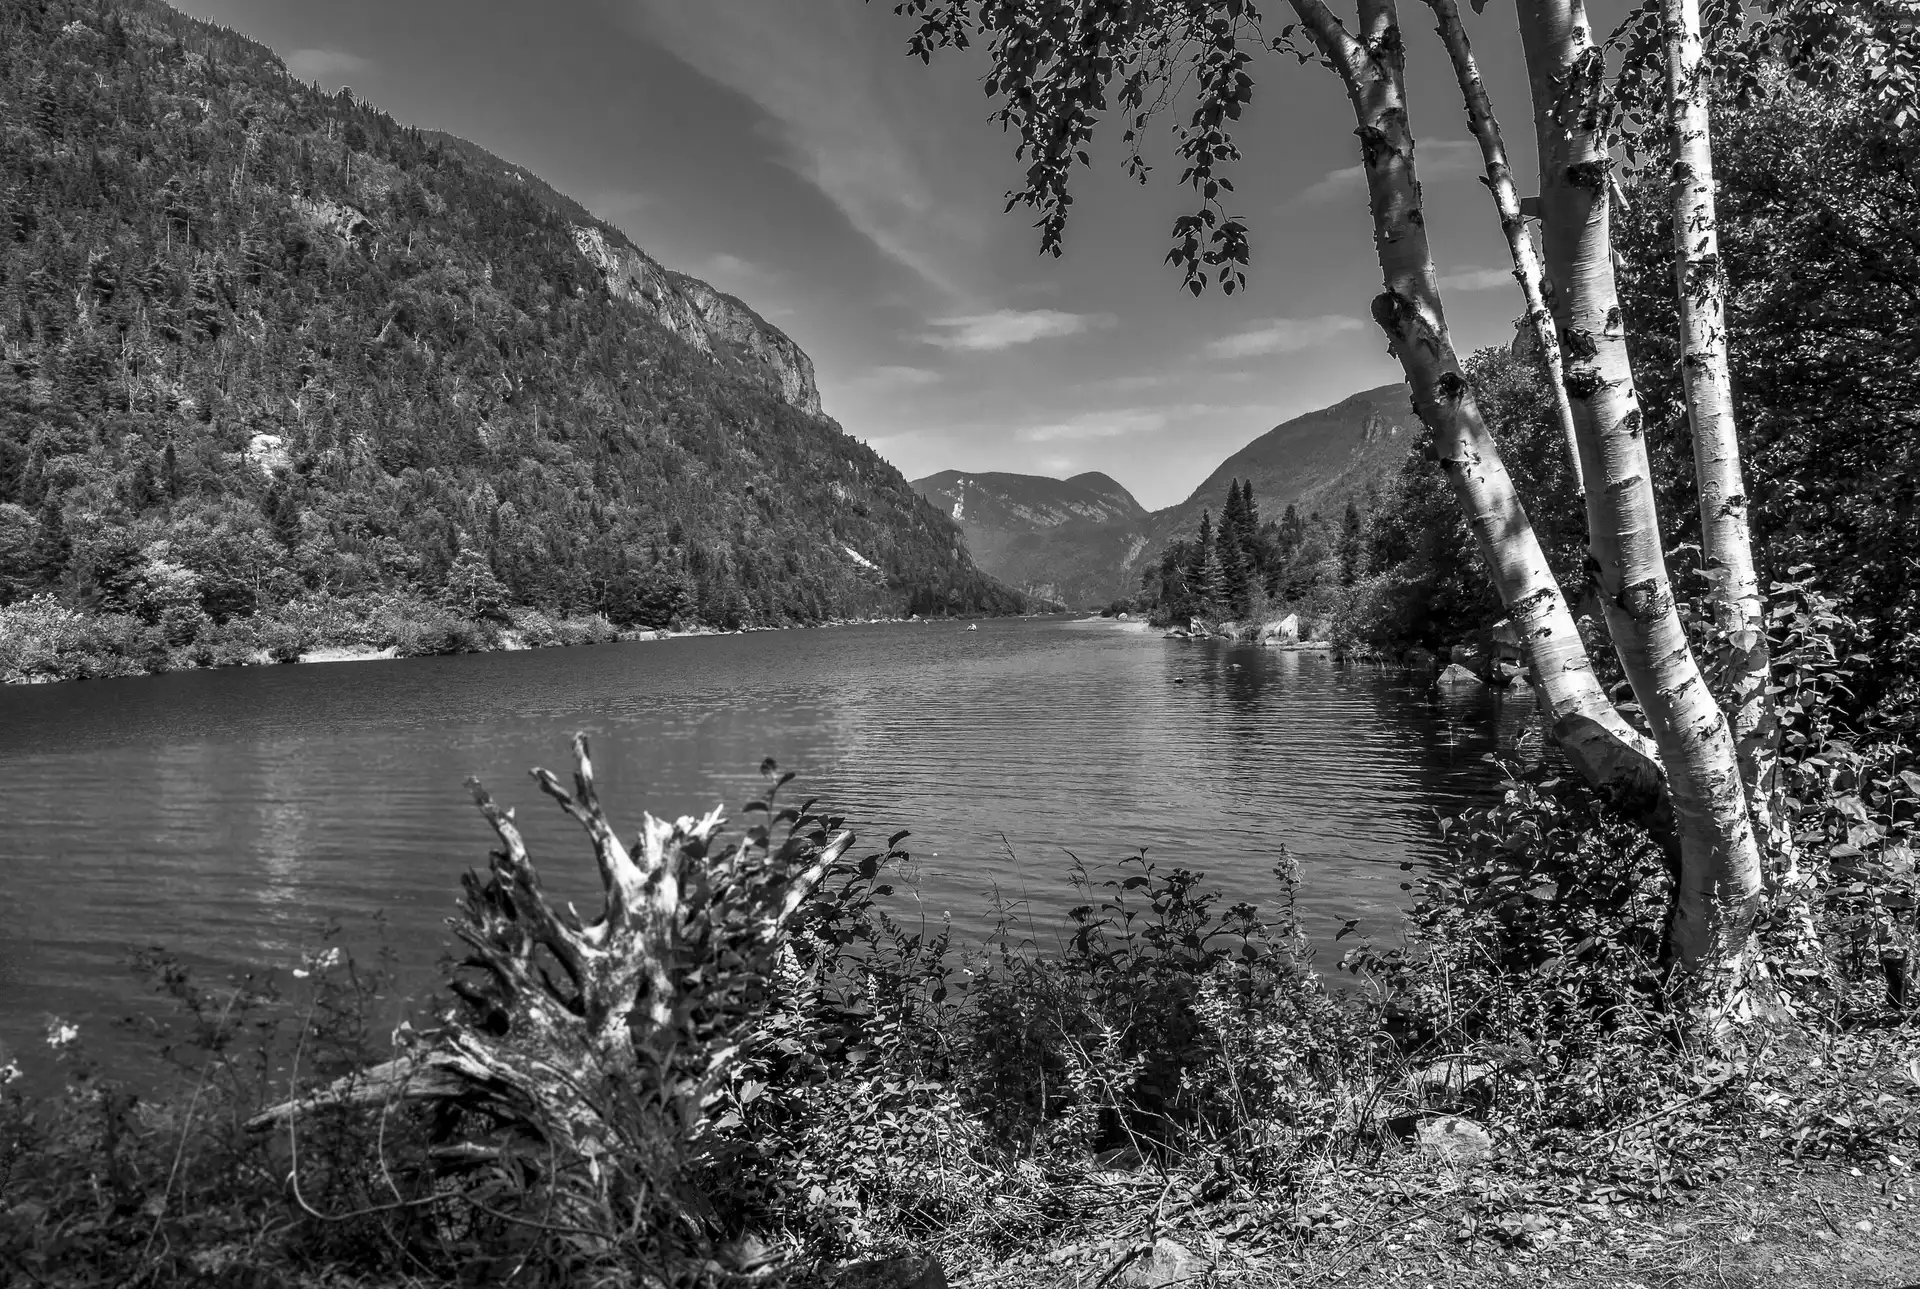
left=422, top=132, right=824, bottom=419
left=1146, top=384, right=1415, bottom=545
left=0, top=0, right=1022, bottom=674
left=913, top=387, right=1417, bottom=607
left=910, top=470, right=1150, bottom=608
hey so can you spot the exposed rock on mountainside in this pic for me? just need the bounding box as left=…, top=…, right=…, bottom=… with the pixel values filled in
left=570, top=222, right=823, bottom=418
left=422, top=133, right=826, bottom=419
left=911, top=471, right=1149, bottom=608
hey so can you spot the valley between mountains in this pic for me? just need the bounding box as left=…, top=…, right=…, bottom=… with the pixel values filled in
left=913, top=383, right=1418, bottom=611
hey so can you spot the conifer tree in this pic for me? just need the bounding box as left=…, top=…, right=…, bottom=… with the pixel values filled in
left=1339, top=500, right=1365, bottom=585
left=1215, top=481, right=1253, bottom=620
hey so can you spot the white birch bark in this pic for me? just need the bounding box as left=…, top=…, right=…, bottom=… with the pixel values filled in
left=1515, top=0, right=1763, bottom=974
left=1426, top=0, right=1584, bottom=494
left=1288, top=0, right=1659, bottom=801
left=1660, top=0, right=1781, bottom=856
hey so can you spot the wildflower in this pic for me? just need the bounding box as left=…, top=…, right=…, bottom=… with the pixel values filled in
left=0, top=1060, right=20, bottom=1086
left=293, top=945, right=345, bottom=978
left=46, top=1019, right=78, bottom=1049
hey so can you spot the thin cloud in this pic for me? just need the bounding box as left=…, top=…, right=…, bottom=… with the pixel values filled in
left=922, top=309, right=1114, bottom=352
left=630, top=0, right=980, bottom=300
left=285, top=48, right=371, bottom=86
left=1017, top=400, right=1230, bottom=444
left=587, top=189, right=653, bottom=225
left=845, top=365, right=943, bottom=392
left=1436, top=266, right=1516, bottom=291
left=1289, top=139, right=1483, bottom=206
left=1203, top=316, right=1363, bottom=360
left=1019, top=408, right=1171, bottom=443
left=689, top=252, right=776, bottom=293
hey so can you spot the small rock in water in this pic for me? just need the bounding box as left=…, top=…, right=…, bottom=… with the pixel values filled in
left=1173, top=677, right=1186, bottom=684
left=1120, top=1238, right=1203, bottom=1287
left=1417, top=1114, right=1493, bottom=1163
left=1437, top=663, right=1483, bottom=687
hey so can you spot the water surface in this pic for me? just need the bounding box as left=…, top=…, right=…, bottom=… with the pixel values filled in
left=0, top=617, right=1531, bottom=1076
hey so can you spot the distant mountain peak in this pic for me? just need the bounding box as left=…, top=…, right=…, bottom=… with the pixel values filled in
left=910, top=470, right=1150, bottom=607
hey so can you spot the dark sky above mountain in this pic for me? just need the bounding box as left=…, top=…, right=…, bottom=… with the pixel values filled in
left=173, top=0, right=1624, bottom=509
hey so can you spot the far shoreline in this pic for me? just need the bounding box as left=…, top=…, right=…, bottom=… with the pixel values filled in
left=1, top=609, right=1075, bottom=687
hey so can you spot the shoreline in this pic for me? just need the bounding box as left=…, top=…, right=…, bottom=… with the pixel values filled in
left=2, top=609, right=1067, bottom=686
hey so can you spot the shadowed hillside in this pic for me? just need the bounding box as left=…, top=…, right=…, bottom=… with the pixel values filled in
left=1145, top=384, right=1414, bottom=546
left=911, top=470, right=1149, bottom=608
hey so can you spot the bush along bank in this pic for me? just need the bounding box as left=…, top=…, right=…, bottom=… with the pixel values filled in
left=0, top=591, right=993, bottom=684
left=4, top=655, right=1919, bottom=1289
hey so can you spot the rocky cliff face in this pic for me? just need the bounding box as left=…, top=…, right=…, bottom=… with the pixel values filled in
left=570, top=226, right=822, bottom=418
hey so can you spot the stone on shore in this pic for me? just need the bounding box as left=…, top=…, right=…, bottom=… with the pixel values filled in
left=1261, top=613, right=1300, bottom=644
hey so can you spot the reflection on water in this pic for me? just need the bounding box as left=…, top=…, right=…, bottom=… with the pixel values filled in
left=0, top=618, right=1533, bottom=1078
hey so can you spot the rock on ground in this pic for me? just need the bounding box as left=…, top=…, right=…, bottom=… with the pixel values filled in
left=1119, top=1237, right=1204, bottom=1286
left=1417, top=1114, right=1494, bottom=1163
left=832, top=1252, right=948, bottom=1289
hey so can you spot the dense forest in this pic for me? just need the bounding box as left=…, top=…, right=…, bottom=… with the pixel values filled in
left=1134, top=59, right=1918, bottom=720
left=0, top=0, right=1022, bottom=681
left=1138, top=477, right=1369, bottom=630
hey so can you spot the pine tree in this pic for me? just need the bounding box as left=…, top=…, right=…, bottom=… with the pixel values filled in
left=445, top=544, right=509, bottom=620
left=1339, top=500, right=1364, bottom=585
left=1215, top=481, right=1253, bottom=620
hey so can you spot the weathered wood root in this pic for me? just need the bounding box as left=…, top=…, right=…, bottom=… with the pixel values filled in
left=250, top=733, right=854, bottom=1260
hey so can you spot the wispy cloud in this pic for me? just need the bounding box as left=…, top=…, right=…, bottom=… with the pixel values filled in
left=1019, top=408, right=1173, bottom=443
left=1017, top=400, right=1231, bottom=443
left=1289, top=139, right=1483, bottom=207
left=922, top=309, right=1114, bottom=352
left=1202, top=316, right=1363, bottom=360
left=284, top=48, right=371, bottom=86
left=845, top=365, right=944, bottom=393
left=688, top=252, right=777, bottom=295
left=1436, top=266, right=1516, bottom=292
left=587, top=189, right=653, bottom=226
left=630, top=0, right=980, bottom=299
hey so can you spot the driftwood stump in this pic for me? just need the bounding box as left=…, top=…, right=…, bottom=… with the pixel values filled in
left=251, top=733, right=852, bottom=1274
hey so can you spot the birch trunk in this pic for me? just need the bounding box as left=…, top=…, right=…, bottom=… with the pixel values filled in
left=1660, top=0, right=1781, bottom=856
left=1288, top=0, right=1659, bottom=802
left=1426, top=0, right=1583, bottom=493
left=1515, top=0, right=1763, bottom=974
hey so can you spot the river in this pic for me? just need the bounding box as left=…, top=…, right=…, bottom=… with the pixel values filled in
left=0, top=616, right=1533, bottom=1078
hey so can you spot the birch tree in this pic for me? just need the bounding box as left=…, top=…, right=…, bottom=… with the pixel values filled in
left=882, top=0, right=1779, bottom=976
left=1658, top=0, right=1778, bottom=852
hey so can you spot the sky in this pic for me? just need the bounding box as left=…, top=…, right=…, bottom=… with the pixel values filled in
left=173, top=0, right=1627, bottom=511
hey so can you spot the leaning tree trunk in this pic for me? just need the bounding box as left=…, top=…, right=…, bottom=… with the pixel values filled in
left=1515, top=0, right=1763, bottom=980
left=1289, top=0, right=1660, bottom=803
left=1427, top=0, right=1584, bottom=494
left=251, top=735, right=852, bottom=1274
left=1660, top=0, right=1782, bottom=858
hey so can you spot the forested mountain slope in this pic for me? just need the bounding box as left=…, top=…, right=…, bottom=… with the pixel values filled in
left=909, top=469, right=1148, bottom=607
left=0, top=0, right=1020, bottom=680
left=912, top=390, right=1417, bottom=609
left=1145, top=384, right=1413, bottom=549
